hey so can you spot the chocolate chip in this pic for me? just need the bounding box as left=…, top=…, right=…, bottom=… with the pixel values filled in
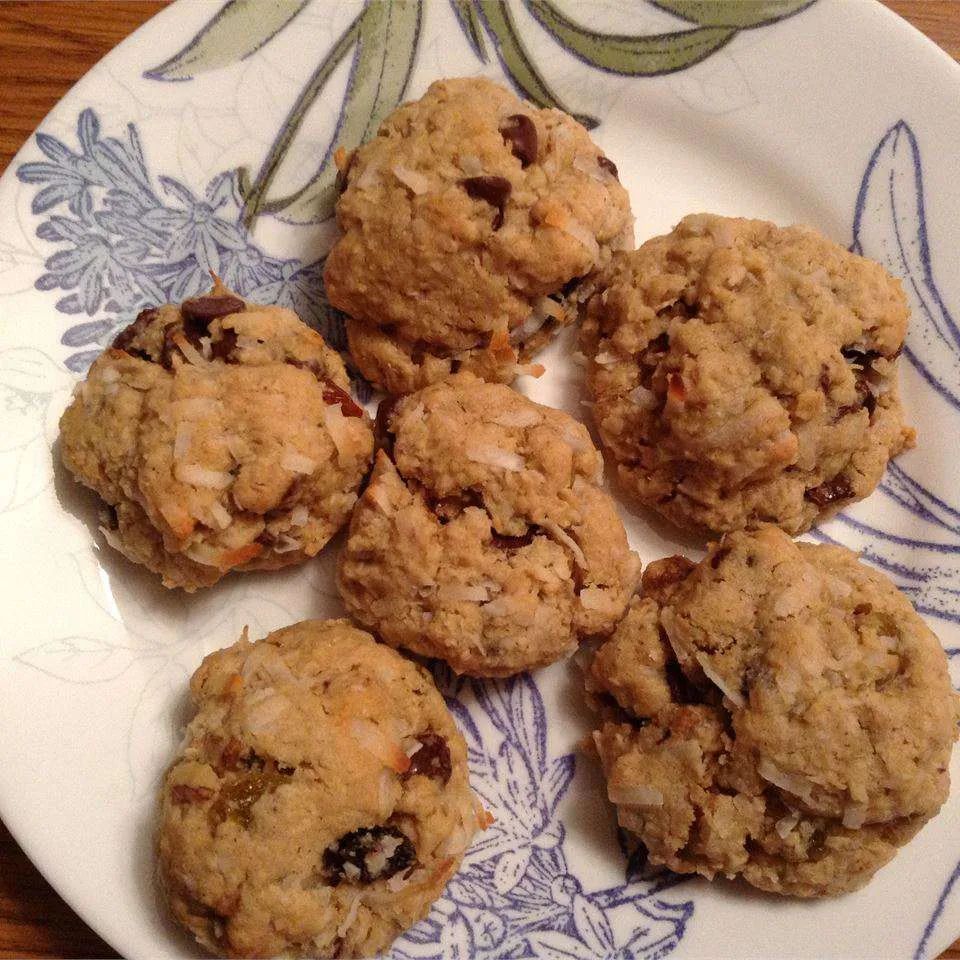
left=403, top=732, right=452, bottom=784
left=461, top=175, right=511, bottom=230
left=597, top=155, right=619, bottom=179
left=210, top=326, right=238, bottom=362
left=840, top=346, right=882, bottom=366
left=181, top=295, right=245, bottom=331
left=499, top=114, right=537, bottom=167
left=374, top=397, right=399, bottom=457
left=806, top=475, right=854, bottom=508
left=321, top=379, right=363, bottom=417
left=111, top=307, right=158, bottom=357
left=649, top=332, right=670, bottom=352
left=323, top=826, right=416, bottom=885
left=171, top=784, right=214, bottom=805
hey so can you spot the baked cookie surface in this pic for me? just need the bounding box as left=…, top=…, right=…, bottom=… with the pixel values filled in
left=580, top=213, right=915, bottom=534
left=157, top=619, right=482, bottom=958
left=587, top=526, right=957, bottom=897
left=337, top=373, right=640, bottom=676
left=325, top=76, right=633, bottom=395
left=59, top=285, right=374, bottom=590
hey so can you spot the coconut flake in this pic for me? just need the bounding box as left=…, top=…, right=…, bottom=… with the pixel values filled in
left=559, top=421, right=592, bottom=453
left=349, top=718, right=405, bottom=771
left=579, top=586, right=609, bottom=611
left=558, top=216, right=601, bottom=261
left=594, top=351, right=617, bottom=367
left=173, top=423, right=195, bottom=460
left=393, top=164, right=430, bottom=195
left=208, top=500, right=232, bottom=530
left=480, top=596, right=513, bottom=618
left=355, top=161, right=382, bottom=191
left=386, top=871, right=412, bottom=893
left=199, top=336, right=213, bottom=360
left=100, top=366, right=121, bottom=384
left=629, top=384, right=658, bottom=410
left=458, top=154, right=483, bottom=177
left=438, top=583, right=490, bottom=603
left=244, top=692, right=288, bottom=736
left=271, top=534, right=302, bottom=554
left=541, top=521, right=587, bottom=569
left=775, top=810, right=800, bottom=838
left=607, top=783, right=664, bottom=806
left=367, top=483, right=394, bottom=515
left=323, top=403, right=353, bottom=457
left=174, top=334, right=206, bottom=367
left=572, top=154, right=605, bottom=182
left=695, top=653, right=745, bottom=708
left=465, top=442, right=524, bottom=472
left=281, top=450, right=317, bottom=474
left=184, top=542, right=223, bottom=567
left=172, top=397, right=221, bottom=419
left=289, top=505, right=309, bottom=527
left=99, top=525, right=124, bottom=552
left=842, top=804, right=867, bottom=830
left=491, top=408, right=541, bottom=429
left=175, top=462, right=234, bottom=489
left=758, top=759, right=815, bottom=804
left=337, top=896, right=362, bottom=938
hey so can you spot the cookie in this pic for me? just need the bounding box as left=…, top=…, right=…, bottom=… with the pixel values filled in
left=580, top=213, right=915, bottom=534
left=324, top=76, right=633, bottom=395
left=587, top=526, right=957, bottom=897
left=337, top=373, right=640, bottom=676
left=157, top=619, right=483, bottom=958
left=59, top=284, right=374, bottom=590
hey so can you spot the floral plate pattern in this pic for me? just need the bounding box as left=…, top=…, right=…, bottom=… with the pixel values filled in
left=1, top=2, right=959, bottom=958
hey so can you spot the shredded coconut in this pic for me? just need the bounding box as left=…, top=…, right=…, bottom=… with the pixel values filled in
left=572, top=153, right=605, bottom=182
left=465, top=442, right=524, bottom=472
left=608, top=783, right=664, bottom=806
left=842, top=804, right=867, bottom=830
left=438, top=583, right=490, bottom=603
left=174, top=462, right=233, bottom=489
left=558, top=216, right=601, bottom=261
left=541, top=521, right=587, bottom=569
left=758, top=759, right=815, bottom=804
left=695, top=653, right=745, bottom=708
left=458, top=153, right=483, bottom=176
left=629, top=384, right=658, bottom=410
left=491, top=408, right=541, bottom=429
left=775, top=810, right=801, bottom=838
left=173, top=423, right=194, bottom=459
left=336, top=895, right=362, bottom=938
left=208, top=500, right=232, bottom=530
left=281, top=450, right=317, bottom=474
left=393, top=164, right=430, bottom=195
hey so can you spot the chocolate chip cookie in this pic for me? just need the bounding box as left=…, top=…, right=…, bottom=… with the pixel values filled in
left=157, top=619, right=482, bottom=958
left=337, top=373, right=640, bottom=676
left=59, top=284, right=374, bottom=590
left=580, top=214, right=915, bottom=534
left=325, top=76, right=633, bottom=395
left=587, top=526, right=958, bottom=897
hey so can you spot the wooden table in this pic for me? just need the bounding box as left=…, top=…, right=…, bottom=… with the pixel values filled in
left=1, top=1, right=959, bottom=957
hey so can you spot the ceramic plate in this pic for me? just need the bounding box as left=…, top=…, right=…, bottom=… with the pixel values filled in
left=1, top=1, right=959, bottom=957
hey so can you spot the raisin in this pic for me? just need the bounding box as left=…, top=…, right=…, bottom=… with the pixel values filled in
left=111, top=306, right=158, bottom=354
left=461, top=175, right=511, bottom=230
left=218, top=737, right=245, bottom=772
left=210, top=326, right=238, bottom=362
left=499, top=114, right=537, bottom=167
left=323, top=826, right=416, bottom=885
left=171, top=784, right=214, bottom=805
left=840, top=346, right=882, bottom=366
left=806, top=475, right=854, bottom=507
left=649, top=332, right=670, bottom=352
left=403, top=732, right=452, bottom=784
left=321, top=379, right=363, bottom=417
left=597, top=155, right=619, bottom=179
left=210, top=771, right=286, bottom=827
left=491, top=529, right=536, bottom=550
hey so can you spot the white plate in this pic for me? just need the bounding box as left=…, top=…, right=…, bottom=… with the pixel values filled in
left=1, top=1, right=959, bottom=957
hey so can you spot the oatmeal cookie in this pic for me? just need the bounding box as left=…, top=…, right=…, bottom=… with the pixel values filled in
left=157, top=619, right=483, bottom=958
left=581, top=213, right=915, bottom=534
left=587, top=525, right=957, bottom=897
left=337, top=373, right=640, bottom=676
left=59, top=284, right=374, bottom=590
left=325, top=76, right=633, bottom=395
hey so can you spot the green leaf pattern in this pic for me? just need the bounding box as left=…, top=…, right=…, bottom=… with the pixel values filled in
left=146, top=0, right=816, bottom=224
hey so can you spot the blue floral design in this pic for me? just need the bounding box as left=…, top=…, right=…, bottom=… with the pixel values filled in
left=16, top=110, right=344, bottom=373
left=389, top=669, right=692, bottom=959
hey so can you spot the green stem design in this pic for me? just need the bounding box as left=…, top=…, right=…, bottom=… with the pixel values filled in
left=245, top=0, right=422, bottom=227
left=476, top=0, right=598, bottom=129
left=650, top=0, right=815, bottom=29
left=450, top=0, right=489, bottom=61
left=144, top=0, right=310, bottom=80
left=528, top=0, right=737, bottom=75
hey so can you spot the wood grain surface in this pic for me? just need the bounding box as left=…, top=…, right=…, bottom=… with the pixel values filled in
left=0, top=2, right=959, bottom=958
